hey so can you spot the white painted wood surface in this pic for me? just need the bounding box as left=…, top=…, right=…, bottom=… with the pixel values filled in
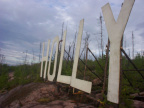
left=57, top=31, right=72, bottom=84
left=40, top=42, right=45, bottom=77
left=102, top=0, right=135, bottom=104
left=43, top=40, right=50, bottom=79
left=47, top=36, right=59, bottom=81
left=70, top=19, right=92, bottom=93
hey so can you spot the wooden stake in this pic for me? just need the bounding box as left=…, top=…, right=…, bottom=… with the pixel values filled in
left=84, top=43, right=88, bottom=79
left=102, top=39, right=110, bottom=95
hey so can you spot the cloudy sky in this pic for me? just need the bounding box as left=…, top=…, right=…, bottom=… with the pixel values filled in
left=0, top=0, right=144, bottom=65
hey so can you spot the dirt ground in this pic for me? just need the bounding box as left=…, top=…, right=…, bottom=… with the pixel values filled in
left=0, top=82, right=144, bottom=108
left=0, top=82, right=96, bottom=108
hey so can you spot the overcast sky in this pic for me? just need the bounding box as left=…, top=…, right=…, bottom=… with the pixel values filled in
left=0, top=0, right=144, bottom=65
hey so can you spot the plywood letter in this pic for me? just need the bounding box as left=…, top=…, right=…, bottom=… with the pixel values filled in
left=43, top=40, right=50, bottom=79
left=47, top=36, right=59, bottom=81
left=40, top=41, right=50, bottom=78
left=70, top=19, right=92, bottom=93
left=57, top=31, right=72, bottom=84
left=102, top=0, right=135, bottom=103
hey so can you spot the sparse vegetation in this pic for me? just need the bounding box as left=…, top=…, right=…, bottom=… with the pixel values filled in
left=0, top=52, right=143, bottom=107
left=0, top=63, right=42, bottom=90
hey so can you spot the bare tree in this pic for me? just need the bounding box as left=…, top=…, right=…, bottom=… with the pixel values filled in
left=24, top=50, right=28, bottom=64
left=39, top=42, right=42, bottom=62
left=96, top=14, right=104, bottom=58
left=0, top=49, right=5, bottom=65
left=0, top=49, right=5, bottom=74
left=0, top=54, right=5, bottom=64
left=59, top=22, right=64, bottom=52
left=32, top=49, right=35, bottom=64
left=72, top=31, right=77, bottom=61
left=99, top=14, right=104, bottom=58
left=61, top=22, right=64, bottom=41
left=67, top=43, right=72, bottom=61
left=132, top=31, right=134, bottom=59
left=96, top=34, right=101, bottom=57
left=83, top=32, right=90, bottom=79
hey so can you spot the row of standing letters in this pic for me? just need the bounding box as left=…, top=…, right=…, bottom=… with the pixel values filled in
left=40, top=0, right=135, bottom=104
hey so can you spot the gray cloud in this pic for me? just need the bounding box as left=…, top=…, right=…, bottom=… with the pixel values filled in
left=0, top=0, right=144, bottom=65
